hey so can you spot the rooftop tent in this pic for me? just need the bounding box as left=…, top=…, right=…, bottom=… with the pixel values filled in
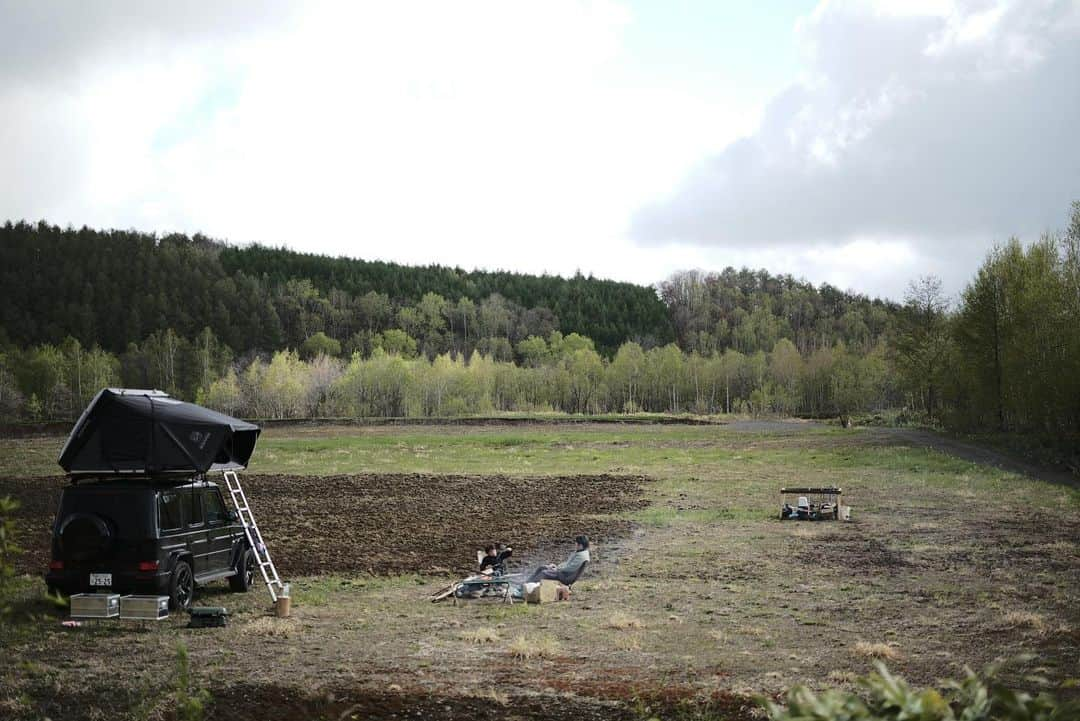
left=58, top=389, right=260, bottom=476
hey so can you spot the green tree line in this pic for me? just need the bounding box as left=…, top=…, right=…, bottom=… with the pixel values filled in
left=0, top=222, right=673, bottom=357
left=1, top=204, right=1077, bottom=457
left=900, top=202, right=1080, bottom=439
left=202, top=332, right=894, bottom=420
left=0, top=327, right=892, bottom=422
left=659, top=268, right=898, bottom=356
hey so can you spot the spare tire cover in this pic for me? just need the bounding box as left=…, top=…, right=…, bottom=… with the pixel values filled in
left=59, top=513, right=113, bottom=562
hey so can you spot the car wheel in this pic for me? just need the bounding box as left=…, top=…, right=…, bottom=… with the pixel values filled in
left=229, top=548, right=256, bottom=592
left=169, top=561, right=194, bottom=611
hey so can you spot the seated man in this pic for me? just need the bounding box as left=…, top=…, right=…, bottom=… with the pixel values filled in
left=528, top=535, right=590, bottom=584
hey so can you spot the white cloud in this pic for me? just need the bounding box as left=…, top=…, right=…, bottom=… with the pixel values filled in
left=632, top=0, right=1080, bottom=297
left=5, top=1, right=1073, bottom=301
left=0, top=0, right=751, bottom=287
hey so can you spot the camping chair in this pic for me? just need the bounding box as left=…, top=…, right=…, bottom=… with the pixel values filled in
left=558, top=560, right=589, bottom=587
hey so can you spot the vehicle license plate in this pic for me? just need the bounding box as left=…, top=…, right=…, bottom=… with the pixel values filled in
left=89, top=573, right=112, bottom=587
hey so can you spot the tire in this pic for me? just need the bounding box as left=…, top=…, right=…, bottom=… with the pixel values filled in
left=229, top=548, right=256, bottom=592
left=58, top=513, right=112, bottom=562
left=169, top=561, right=194, bottom=611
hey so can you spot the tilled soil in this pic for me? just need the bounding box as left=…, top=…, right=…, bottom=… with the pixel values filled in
left=250, top=473, right=648, bottom=576
left=20, top=681, right=761, bottom=721
left=207, top=684, right=760, bottom=721
left=0, top=473, right=650, bottom=577
left=207, top=685, right=640, bottom=721
left=25, top=684, right=640, bottom=721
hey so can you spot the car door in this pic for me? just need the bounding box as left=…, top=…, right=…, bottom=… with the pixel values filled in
left=181, top=487, right=211, bottom=575
left=203, top=488, right=236, bottom=573
left=158, top=490, right=186, bottom=564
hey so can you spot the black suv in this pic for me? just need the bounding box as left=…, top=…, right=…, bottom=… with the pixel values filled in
left=45, top=478, right=257, bottom=609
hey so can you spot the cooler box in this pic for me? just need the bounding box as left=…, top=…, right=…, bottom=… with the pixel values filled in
left=187, top=607, right=229, bottom=628
left=524, top=580, right=561, bottom=604
left=70, top=593, right=120, bottom=619
left=120, top=595, right=169, bottom=620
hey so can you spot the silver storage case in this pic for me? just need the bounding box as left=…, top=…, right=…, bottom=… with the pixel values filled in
left=120, top=595, right=169, bottom=620
left=70, top=593, right=120, bottom=618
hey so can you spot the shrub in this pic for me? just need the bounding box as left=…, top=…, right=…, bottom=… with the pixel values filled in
left=0, top=496, right=19, bottom=614
left=173, top=642, right=211, bottom=721
left=763, top=661, right=1079, bottom=721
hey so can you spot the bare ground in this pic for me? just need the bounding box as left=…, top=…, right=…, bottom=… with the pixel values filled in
left=0, top=473, right=649, bottom=577
left=1, top=424, right=1078, bottom=720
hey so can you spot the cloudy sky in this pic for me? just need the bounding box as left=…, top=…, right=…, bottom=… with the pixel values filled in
left=2, top=0, right=1077, bottom=300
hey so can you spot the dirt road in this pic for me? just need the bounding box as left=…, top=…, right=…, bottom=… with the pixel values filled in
left=880, top=428, right=1078, bottom=487
left=724, top=419, right=1078, bottom=488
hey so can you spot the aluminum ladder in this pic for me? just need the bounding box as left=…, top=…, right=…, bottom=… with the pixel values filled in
left=222, top=470, right=285, bottom=602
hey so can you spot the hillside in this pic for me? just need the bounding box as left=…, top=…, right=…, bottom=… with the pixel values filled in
left=0, top=221, right=674, bottom=356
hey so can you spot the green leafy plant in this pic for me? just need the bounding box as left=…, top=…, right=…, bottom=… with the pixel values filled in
left=763, top=662, right=1080, bottom=721
left=0, top=495, right=19, bottom=615
left=173, top=642, right=212, bottom=721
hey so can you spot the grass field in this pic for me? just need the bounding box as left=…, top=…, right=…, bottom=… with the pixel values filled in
left=1, top=421, right=1078, bottom=720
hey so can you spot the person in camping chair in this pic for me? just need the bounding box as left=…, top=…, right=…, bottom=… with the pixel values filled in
left=477, top=543, right=512, bottom=575
left=527, top=535, right=589, bottom=584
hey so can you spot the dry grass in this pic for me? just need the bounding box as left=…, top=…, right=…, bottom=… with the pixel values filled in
left=1039, top=540, right=1076, bottom=554
left=0, top=696, right=31, bottom=714
left=459, top=627, right=501, bottom=644
left=790, top=526, right=826, bottom=539
left=470, top=689, right=510, bottom=706
left=828, top=670, right=859, bottom=684
left=853, top=641, right=902, bottom=660
left=605, top=612, right=646, bottom=630
left=1001, top=611, right=1047, bottom=633
left=508, top=634, right=560, bottom=659
left=5, top=424, right=1080, bottom=709
left=243, top=617, right=298, bottom=638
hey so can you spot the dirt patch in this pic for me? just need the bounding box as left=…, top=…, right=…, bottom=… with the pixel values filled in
left=251, top=473, right=648, bottom=576
left=15, top=680, right=761, bottom=721
left=0, top=473, right=649, bottom=577
left=206, top=684, right=638, bottom=721
left=815, top=531, right=911, bottom=572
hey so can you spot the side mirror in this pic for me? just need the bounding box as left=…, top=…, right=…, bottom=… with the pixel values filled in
left=227, top=510, right=239, bottom=523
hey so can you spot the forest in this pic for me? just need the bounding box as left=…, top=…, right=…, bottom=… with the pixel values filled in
left=0, top=203, right=1077, bottom=453
left=0, top=222, right=673, bottom=357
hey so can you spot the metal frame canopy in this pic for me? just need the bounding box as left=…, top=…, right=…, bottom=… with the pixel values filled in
left=58, top=388, right=260, bottom=477
left=780, top=487, right=843, bottom=496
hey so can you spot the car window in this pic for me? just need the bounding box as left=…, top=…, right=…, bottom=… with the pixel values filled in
left=159, top=493, right=183, bottom=531
left=204, top=489, right=228, bottom=523
left=60, top=488, right=152, bottom=536
left=182, top=489, right=204, bottom=526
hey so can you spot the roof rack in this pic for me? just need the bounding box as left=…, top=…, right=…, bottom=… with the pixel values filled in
left=68, top=473, right=213, bottom=487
